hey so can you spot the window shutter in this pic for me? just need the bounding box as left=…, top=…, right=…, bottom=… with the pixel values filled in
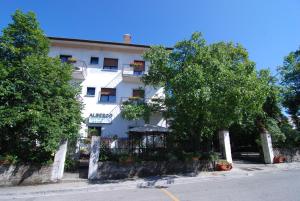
left=104, top=58, right=118, bottom=67
left=101, top=88, right=116, bottom=95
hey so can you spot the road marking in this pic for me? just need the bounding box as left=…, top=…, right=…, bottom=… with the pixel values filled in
left=160, top=188, right=180, bottom=201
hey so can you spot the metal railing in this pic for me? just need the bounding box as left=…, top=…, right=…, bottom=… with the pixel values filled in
left=71, top=60, right=87, bottom=78
left=122, top=64, right=148, bottom=77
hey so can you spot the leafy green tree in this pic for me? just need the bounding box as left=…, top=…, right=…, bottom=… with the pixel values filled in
left=0, top=10, right=82, bottom=163
left=143, top=33, right=270, bottom=151
left=279, top=48, right=300, bottom=130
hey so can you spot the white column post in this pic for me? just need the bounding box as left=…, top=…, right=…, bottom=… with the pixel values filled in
left=51, top=139, right=68, bottom=181
left=260, top=130, right=274, bottom=164
left=88, top=136, right=100, bottom=180
left=218, top=130, right=233, bottom=163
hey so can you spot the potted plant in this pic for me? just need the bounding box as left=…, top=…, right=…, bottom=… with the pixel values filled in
left=119, top=154, right=134, bottom=164
left=216, top=160, right=232, bottom=171
left=67, top=57, right=77, bottom=63
left=88, top=128, right=99, bottom=137
left=273, top=155, right=286, bottom=163
left=130, top=62, right=143, bottom=67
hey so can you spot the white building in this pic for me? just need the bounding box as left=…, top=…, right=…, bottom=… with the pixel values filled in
left=48, top=34, right=167, bottom=138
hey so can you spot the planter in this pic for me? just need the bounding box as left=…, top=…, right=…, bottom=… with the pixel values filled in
left=192, top=157, right=199, bottom=161
left=273, top=156, right=286, bottom=163
left=216, top=163, right=232, bottom=171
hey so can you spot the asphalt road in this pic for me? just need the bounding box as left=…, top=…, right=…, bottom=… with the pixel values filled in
left=1, top=169, right=300, bottom=201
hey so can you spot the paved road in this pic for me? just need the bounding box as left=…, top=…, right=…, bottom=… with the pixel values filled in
left=1, top=169, right=300, bottom=201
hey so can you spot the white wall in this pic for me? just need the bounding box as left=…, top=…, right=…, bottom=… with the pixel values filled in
left=49, top=45, right=166, bottom=138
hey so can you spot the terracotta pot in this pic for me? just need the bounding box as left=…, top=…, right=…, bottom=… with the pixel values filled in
left=216, top=163, right=232, bottom=171
left=274, top=156, right=285, bottom=163
left=192, top=157, right=199, bottom=161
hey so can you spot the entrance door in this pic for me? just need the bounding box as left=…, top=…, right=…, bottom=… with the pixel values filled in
left=88, top=126, right=102, bottom=136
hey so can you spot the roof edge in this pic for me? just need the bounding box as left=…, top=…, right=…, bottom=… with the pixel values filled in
left=48, top=36, right=173, bottom=50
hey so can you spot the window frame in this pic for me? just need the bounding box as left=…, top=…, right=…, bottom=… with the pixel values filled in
left=90, top=57, right=99, bottom=65
left=99, top=88, right=117, bottom=103
left=59, top=55, right=72, bottom=63
left=103, top=58, right=118, bottom=70
left=86, top=87, right=96, bottom=97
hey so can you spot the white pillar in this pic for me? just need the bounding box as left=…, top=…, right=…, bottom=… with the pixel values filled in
left=260, top=130, right=274, bottom=164
left=218, top=130, right=233, bottom=163
left=88, top=136, right=100, bottom=180
left=51, top=139, right=68, bottom=181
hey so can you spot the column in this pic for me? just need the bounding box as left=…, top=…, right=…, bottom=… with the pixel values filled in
left=218, top=130, right=233, bottom=163
left=260, top=130, right=274, bottom=164
left=51, top=139, right=68, bottom=181
left=88, top=136, right=100, bottom=180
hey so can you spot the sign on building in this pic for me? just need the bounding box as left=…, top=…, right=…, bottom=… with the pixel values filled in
left=88, top=113, right=113, bottom=124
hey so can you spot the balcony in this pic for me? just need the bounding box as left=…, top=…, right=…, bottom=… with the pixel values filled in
left=122, top=64, right=146, bottom=82
left=120, top=97, right=166, bottom=112
left=71, top=60, right=87, bottom=80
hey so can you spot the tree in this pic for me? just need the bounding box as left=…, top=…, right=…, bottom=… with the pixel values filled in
left=0, top=10, right=82, bottom=163
left=142, top=32, right=270, bottom=151
left=279, top=48, right=300, bottom=130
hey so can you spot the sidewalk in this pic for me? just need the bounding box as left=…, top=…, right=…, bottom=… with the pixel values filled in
left=0, top=162, right=299, bottom=199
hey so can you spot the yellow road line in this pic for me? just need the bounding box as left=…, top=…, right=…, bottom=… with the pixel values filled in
left=160, top=188, right=180, bottom=201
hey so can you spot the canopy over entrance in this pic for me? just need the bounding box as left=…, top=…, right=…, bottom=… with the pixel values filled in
left=128, top=124, right=169, bottom=151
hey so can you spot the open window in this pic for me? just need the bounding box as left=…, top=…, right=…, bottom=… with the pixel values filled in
left=103, top=58, right=118, bottom=70
left=132, top=89, right=145, bottom=99
left=133, top=60, right=145, bottom=75
left=100, top=88, right=116, bottom=103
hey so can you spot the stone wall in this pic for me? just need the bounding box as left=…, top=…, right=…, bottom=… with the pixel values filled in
left=273, top=148, right=300, bottom=162
left=95, top=160, right=214, bottom=180
left=0, top=164, right=53, bottom=186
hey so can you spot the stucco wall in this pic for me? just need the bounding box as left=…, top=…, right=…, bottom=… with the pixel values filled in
left=0, top=164, right=53, bottom=186
left=95, top=161, right=214, bottom=180
left=273, top=148, right=300, bottom=162
left=49, top=45, right=166, bottom=138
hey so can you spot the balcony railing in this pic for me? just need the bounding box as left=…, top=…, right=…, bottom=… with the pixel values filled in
left=122, top=64, right=147, bottom=82
left=120, top=97, right=166, bottom=111
left=71, top=60, right=87, bottom=80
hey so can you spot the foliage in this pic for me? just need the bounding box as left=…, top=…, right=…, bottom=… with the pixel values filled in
left=278, top=119, right=300, bottom=148
left=142, top=32, right=270, bottom=151
left=64, top=158, right=79, bottom=172
left=88, top=128, right=99, bottom=136
left=121, top=98, right=162, bottom=123
left=265, top=117, right=286, bottom=144
left=278, top=48, right=300, bottom=130
left=0, top=10, right=82, bottom=164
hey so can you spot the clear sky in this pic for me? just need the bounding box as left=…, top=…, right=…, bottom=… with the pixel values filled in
left=1, top=0, right=300, bottom=74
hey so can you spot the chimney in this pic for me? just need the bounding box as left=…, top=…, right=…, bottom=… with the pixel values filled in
left=123, top=34, right=131, bottom=44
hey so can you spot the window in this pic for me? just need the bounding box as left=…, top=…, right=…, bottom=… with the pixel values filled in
left=86, top=87, right=96, bottom=96
left=103, top=58, right=118, bottom=70
left=90, top=57, right=99, bottom=65
left=132, top=89, right=145, bottom=99
left=60, top=55, right=72, bottom=63
left=100, top=88, right=116, bottom=103
left=133, top=60, right=145, bottom=75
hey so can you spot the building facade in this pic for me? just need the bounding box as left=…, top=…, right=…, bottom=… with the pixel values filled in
left=48, top=35, right=167, bottom=138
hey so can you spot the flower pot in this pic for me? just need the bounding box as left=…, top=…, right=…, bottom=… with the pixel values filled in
left=216, top=163, right=232, bottom=171
left=273, top=156, right=285, bottom=163
left=192, top=157, right=199, bottom=161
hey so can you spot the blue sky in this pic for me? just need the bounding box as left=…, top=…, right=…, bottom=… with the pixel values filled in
left=1, top=0, right=300, bottom=74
